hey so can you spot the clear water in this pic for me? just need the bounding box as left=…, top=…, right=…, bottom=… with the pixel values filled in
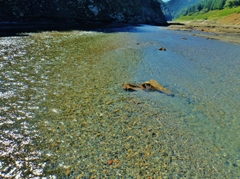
left=0, top=25, right=240, bottom=178
left=134, top=25, right=240, bottom=177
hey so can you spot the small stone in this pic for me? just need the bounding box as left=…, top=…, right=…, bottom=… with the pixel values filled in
left=236, top=160, right=240, bottom=167
left=65, top=169, right=71, bottom=176
left=159, top=47, right=166, bottom=51
left=222, top=153, right=227, bottom=157
left=76, top=172, right=85, bottom=179
left=108, top=160, right=113, bottom=165
left=113, top=161, right=121, bottom=168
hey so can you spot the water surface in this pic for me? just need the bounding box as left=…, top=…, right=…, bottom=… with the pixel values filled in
left=0, top=25, right=240, bottom=178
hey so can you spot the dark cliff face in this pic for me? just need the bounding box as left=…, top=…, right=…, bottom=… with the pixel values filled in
left=0, top=0, right=167, bottom=25
left=158, top=0, right=172, bottom=21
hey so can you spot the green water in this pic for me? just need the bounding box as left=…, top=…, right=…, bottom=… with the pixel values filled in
left=0, top=27, right=240, bottom=178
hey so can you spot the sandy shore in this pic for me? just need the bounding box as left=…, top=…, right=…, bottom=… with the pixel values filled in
left=167, top=20, right=240, bottom=45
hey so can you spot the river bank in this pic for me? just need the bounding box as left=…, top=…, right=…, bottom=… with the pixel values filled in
left=167, top=20, right=240, bottom=44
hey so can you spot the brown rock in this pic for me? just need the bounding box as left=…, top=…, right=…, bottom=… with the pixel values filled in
left=108, top=160, right=113, bottom=165
left=123, top=79, right=174, bottom=96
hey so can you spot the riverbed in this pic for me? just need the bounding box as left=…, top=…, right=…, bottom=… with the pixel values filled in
left=0, top=25, right=240, bottom=178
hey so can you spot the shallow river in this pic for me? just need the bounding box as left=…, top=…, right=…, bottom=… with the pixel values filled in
left=0, top=25, right=240, bottom=178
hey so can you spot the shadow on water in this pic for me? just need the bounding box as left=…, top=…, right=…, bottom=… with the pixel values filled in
left=166, top=21, right=185, bottom=26
left=0, top=20, right=170, bottom=37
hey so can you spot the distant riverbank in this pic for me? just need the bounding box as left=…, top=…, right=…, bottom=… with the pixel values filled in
left=167, top=20, right=240, bottom=45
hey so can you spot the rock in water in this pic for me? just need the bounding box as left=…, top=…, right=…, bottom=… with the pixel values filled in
left=123, top=79, right=174, bottom=96
left=141, top=79, right=173, bottom=96
left=159, top=47, right=166, bottom=51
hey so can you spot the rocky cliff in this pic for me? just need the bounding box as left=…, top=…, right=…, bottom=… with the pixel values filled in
left=0, top=0, right=167, bottom=25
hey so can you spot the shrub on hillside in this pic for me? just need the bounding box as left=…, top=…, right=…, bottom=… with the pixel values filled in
left=225, top=0, right=240, bottom=7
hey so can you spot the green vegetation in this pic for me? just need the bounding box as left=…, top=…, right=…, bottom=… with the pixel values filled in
left=175, top=0, right=240, bottom=20
left=165, top=0, right=202, bottom=20
left=225, top=0, right=240, bottom=7
left=176, top=6, right=240, bottom=21
left=183, top=0, right=227, bottom=16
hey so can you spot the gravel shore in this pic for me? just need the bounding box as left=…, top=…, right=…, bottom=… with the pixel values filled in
left=167, top=20, right=240, bottom=45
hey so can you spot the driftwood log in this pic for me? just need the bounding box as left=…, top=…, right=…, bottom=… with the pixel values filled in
left=123, top=79, right=174, bottom=96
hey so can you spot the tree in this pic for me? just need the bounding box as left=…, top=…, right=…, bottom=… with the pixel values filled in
left=225, top=0, right=240, bottom=7
left=182, top=0, right=226, bottom=16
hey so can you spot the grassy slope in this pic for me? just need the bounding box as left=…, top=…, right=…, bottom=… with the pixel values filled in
left=175, top=6, right=240, bottom=21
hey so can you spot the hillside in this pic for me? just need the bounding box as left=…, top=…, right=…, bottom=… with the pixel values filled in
left=176, top=0, right=240, bottom=20
left=176, top=6, right=240, bottom=21
left=166, top=0, right=202, bottom=20
left=182, top=0, right=227, bottom=16
left=164, top=0, right=240, bottom=21
left=0, top=0, right=166, bottom=25
left=158, top=0, right=172, bottom=20
left=218, top=11, right=240, bottom=24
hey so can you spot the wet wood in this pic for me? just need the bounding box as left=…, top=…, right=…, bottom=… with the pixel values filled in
left=123, top=79, right=174, bottom=96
